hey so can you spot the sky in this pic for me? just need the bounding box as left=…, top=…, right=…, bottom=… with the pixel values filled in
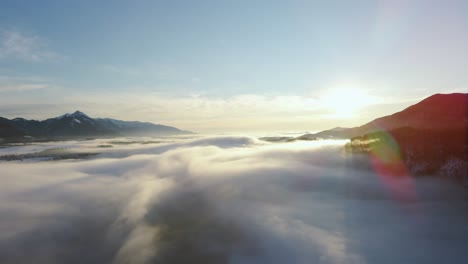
left=0, top=0, right=467, bottom=133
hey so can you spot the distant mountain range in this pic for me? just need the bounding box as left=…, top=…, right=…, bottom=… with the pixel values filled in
left=0, top=111, right=191, bottom=141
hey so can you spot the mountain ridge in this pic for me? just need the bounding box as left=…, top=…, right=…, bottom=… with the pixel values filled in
left=0, top=111, right=192, bottom=142
left=342, top=93, right=467, bottom=183
left=260, top=93, right=467, bottom=183
left=299, top=93, right=468, bottom=140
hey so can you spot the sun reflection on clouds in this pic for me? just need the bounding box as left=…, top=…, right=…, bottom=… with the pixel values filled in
left=0, top=136, right=467, bottom=263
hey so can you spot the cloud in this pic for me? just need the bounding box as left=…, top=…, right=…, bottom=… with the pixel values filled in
left=0, top=83, right=49, bottom=92
left=0, top=136, right=467, bottom=263
left=0, top=30, right=63, bottom=62
left=3, top=85, right=464, bottom=133
left=0, top=91, right=326, bottom=132
left=0, top=90, right=430, bottom=133
left=0, top=74, right=57, bottom=94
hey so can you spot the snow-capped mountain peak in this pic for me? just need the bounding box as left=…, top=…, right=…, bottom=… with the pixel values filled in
left=57, top=110, right=91, bottom=120
left=1, top=111, right=191, bottom=139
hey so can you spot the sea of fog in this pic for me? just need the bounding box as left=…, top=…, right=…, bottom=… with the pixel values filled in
left=0, top=135, right=467, bottom=264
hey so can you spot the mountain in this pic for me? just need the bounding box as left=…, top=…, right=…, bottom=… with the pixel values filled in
left=0, top=117, right=25, bottom=139
left=332, top=93, right=466, bottom=183
left=300, top=93, right=468, bottom=139
left=296, top=127, right=350, bottom=140
left=262, top=93, right=467, bottom=183
left=0, top=111, right=191, bottom=142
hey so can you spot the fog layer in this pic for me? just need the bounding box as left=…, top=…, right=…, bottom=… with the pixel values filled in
left=0, top=136, right=467, bottom=264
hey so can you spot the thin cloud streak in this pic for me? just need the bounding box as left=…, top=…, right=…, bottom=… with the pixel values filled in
left=0, top=91, right=422, bottom=133
left=0, top=83, right=49, bottom=92
left=0, top=30, right=63, bottom=62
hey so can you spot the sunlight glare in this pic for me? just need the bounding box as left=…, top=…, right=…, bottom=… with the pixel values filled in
left=320, top=88, right=377, bottom=118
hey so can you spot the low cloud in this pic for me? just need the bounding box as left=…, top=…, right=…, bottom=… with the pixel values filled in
left=0, top=136, right=467, bottom=264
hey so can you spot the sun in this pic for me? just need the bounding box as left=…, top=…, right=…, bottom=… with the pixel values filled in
left=320, top=88, right=377, bottom=117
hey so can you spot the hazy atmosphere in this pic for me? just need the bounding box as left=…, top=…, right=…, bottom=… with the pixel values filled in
left=1, top=1, right=467, bottom=264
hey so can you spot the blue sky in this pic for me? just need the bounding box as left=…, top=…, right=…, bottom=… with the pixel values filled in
left=0, top=0, right=467, bottom=133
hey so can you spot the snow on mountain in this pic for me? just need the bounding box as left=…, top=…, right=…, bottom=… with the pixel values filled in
left=57, top=110, right=91, bottom=120
left=0, top=111, right=192, bottom=140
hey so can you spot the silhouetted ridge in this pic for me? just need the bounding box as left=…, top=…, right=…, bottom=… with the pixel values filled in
left=287, top=93, right=468, bottom=182
left=298, top=93, right=468, bottom=139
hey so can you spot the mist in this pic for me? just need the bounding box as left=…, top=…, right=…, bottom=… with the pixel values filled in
left=0, top=136, right=467, bottom=264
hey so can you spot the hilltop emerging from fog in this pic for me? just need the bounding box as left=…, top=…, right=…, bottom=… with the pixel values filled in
left=262, top=93, right=468, bottom=183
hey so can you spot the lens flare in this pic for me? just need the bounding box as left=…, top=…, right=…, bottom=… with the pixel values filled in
left=350, top=129, right=416, bottom=202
